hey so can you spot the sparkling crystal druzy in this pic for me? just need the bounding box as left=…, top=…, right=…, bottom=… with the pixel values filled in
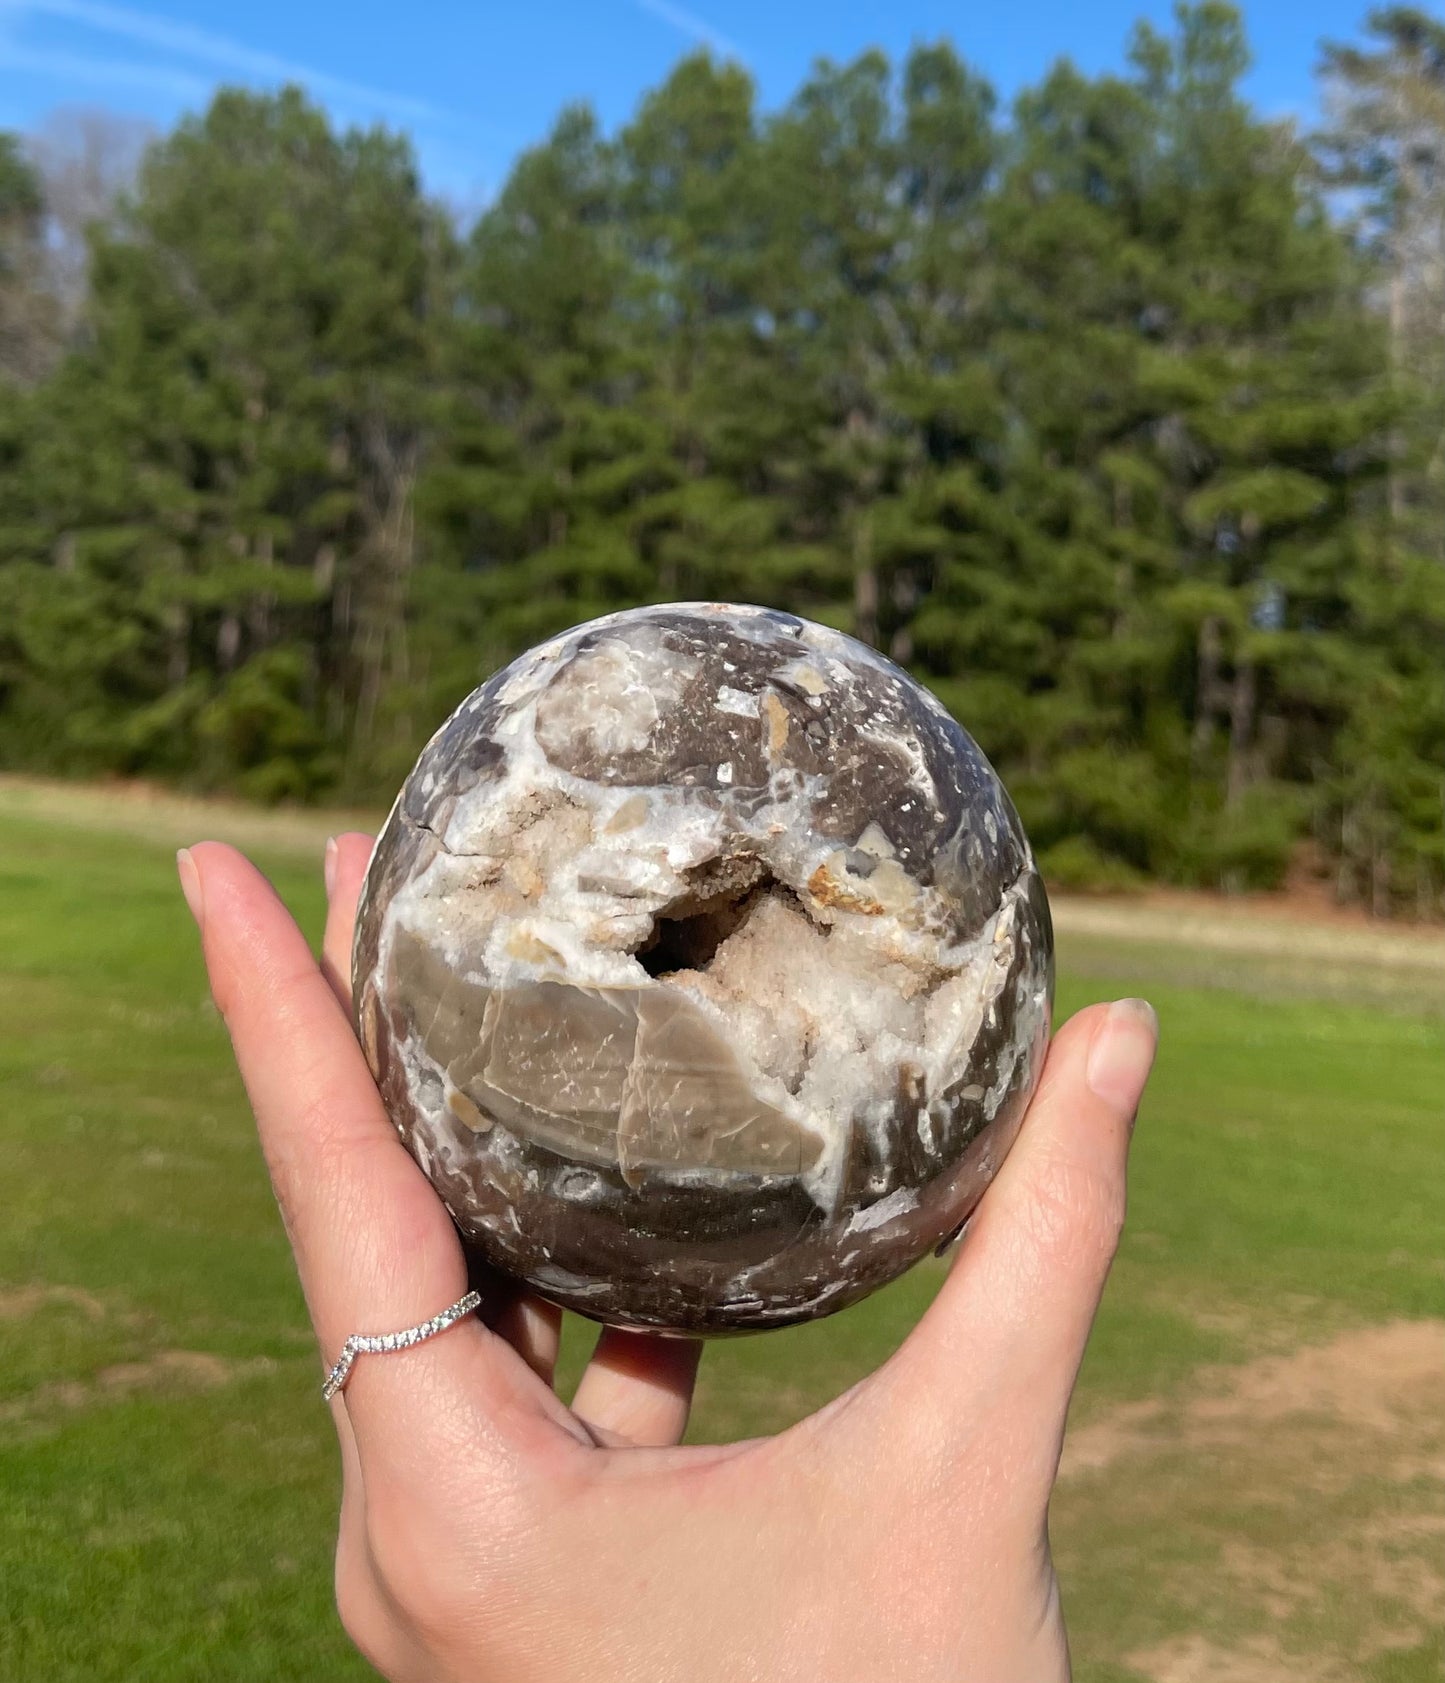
left=353, top=604, right=1053, bottom=1333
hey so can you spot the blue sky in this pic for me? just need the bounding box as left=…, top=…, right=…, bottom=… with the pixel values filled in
left=0, top=0, right=1376, bottom=204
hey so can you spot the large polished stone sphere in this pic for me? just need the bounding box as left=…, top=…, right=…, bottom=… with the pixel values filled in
left=353, top=604, right=1053, bottom=1334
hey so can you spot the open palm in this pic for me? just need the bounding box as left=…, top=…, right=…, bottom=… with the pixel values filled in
left=178, top=833, right=1156, bottom=1683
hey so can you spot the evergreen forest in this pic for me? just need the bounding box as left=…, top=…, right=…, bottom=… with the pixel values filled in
left=2, top=3, right=1444, bottom=915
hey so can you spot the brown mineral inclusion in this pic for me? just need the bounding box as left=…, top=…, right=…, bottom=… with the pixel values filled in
left=353, top=603, right=1053, bottom=1333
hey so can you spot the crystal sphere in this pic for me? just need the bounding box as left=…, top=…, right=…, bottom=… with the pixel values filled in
left=353, top=604, right=1053, bottom=1333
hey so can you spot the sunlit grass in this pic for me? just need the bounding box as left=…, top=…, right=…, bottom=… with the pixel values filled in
left=1, top=793, right=1441, bottom=1680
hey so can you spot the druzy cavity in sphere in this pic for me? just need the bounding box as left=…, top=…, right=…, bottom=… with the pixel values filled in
left=352, top=604, right=1053, bottom=1334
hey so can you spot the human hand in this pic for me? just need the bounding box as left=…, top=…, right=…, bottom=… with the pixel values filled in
left=177, top=834, right=1157, bottom=1683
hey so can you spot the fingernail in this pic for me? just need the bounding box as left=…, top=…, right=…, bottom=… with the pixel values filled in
left=1086, top=998, right=1158, bottom=1113
left=176, top=848, right=204, bottom=927
left=323, top=837, right=338, bottom=898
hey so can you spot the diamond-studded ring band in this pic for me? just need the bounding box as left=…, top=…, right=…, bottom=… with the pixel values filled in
left=321, top=1289, right=482, bottom=1402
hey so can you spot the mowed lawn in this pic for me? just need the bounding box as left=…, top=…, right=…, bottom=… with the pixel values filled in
left=1, top=785, right=1442, bottom=1682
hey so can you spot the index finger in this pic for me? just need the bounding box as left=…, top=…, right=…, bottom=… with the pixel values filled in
left=319, top=831, right=376, bottom=1012
left=321, top=831, right=568, bottom=1392
left=178, top=840, right=540, bottom=1461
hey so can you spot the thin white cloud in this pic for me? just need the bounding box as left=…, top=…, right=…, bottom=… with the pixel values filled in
left=0, top=35, right=207, bottom=98
left=0, top=0, right=445, bottom=122
left=632, top=0, right=744, bottom=61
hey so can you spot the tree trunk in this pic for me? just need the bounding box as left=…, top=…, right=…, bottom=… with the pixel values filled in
left=1371, top=841, right=1392, bottom=919
left=246, top=532, right=276, bottom=648
left=1191, top=616, right=1223, bottom=763
left=853, top=517, right=878, bottom=649
left=217, top=613, right=240, bottom=671
left=889, top=568, right=917, bottom=665
left=1337, top=806, right=1355, bottom=905
left=1388, top=260, right=1409, bottom=537
left=1226, top=656, right=1256, bottom=809
left=312, top=543, right=336, bottom=593
left=352, top=418, right=419, bottom=774
left=165, top=602, right=190, bottom=688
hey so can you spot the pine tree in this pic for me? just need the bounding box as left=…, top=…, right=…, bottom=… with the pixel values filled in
left=1318, top=8, right=1445, bottom=911
left=0, top=135, right=57, bottom=385
left=423, top=104, right=643, bottom=663
left=0, top=13, right=1437, bottom=912
left=1, top=89, right=448, bottom=796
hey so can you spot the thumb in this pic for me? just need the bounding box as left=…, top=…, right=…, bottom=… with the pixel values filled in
left=886, top=999, right=1158, bottom=1464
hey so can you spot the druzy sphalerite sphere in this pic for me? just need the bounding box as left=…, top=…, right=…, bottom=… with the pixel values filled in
left=353, top=604, right=1053, bottom=1333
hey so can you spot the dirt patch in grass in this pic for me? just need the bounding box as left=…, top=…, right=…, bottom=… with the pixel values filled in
left=1128, top=1632, right=1349, bottom=1682
left=1221, top=1524, right=1445, bottom=1631
left=94, top=1348, right=253, bottom=1392
left=2, top=1349, right=277, bottom=1432
left=1064, top=1320, right=1445, bottom=1475
left=1063, top=1395, right=1169, bottom=1476
left=1192, top=1320, right=1445, bottom=1436
left=1065, top=1322, right=1445, bottom=1676
left=0, top=1283, right=107, bottom=1320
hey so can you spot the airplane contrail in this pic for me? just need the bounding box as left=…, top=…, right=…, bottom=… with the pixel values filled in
left=0, top=0, right=446, bottom=122
left=631, top=0, right=745, bottom=61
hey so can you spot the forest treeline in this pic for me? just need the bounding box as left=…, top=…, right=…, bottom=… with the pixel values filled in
left=1, top=3, right=1444, bottom=913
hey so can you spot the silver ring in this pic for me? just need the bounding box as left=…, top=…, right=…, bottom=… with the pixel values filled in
left=322, top=1289, right=482, bottom=1401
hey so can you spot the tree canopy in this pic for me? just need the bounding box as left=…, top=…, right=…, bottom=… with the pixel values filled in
left=1, top=3, right=1442, bottom=914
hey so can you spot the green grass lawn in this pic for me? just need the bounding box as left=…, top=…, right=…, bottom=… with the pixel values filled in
left=1, top=793, right=1442, bottom=1681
